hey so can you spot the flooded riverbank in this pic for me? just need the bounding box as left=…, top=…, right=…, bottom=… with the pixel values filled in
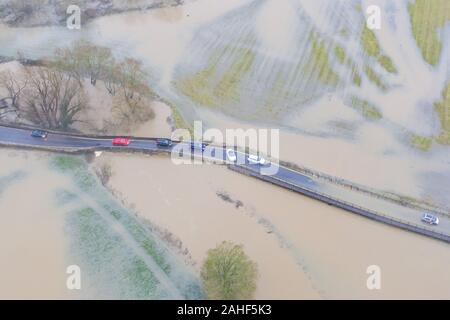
left=99, top=152, right=450, bottom=299
left=0, top=150, right=202, bottom=299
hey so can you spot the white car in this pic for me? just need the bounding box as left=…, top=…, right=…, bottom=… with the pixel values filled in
left=248, top=154, right=266, bottom=165
left=421, top=213, right=439, bottom=226
left=226, top=149, right=237, bottom=162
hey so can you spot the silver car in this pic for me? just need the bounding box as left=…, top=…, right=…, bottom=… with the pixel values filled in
left=226, top=149, right=237, bottom=162
left=421, top=213, right=439, bottom=225
left=248, top=154, right=266, bottom=165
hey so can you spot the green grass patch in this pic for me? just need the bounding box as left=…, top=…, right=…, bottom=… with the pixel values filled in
left=411, top=134, right=433, bottom=151
left=176, top=59, right=218, bottom=107
left=53, top=153, right=202, bottom=298
left=176, top=44, right=256, bottom=108
left=68, top=207, right=161, bottom=298
left=361, top=25, right=398, bottom=74
left=171, top=104, right=193, bottom=132
left=262, top=68, right=290, bottom=116
left=364, top=66, right=388, bottom=91
left=334, top=46, right=347, bottom=64
left=349, top=97, right=382, bottom=120
left=102, top=203, right=171, bottom=274
left=52, top=155, right=96, bottom=190
left=435, top=131, right=450, bottom=144
left=434, top=82, right=450, bottom=144
left=61, top=181, right=202, bottom=297
left=352, top=66, right=362, bottom=87
left=304, top=34, right=340, bottom=87
left=53, top=155, right=84, bottom=171
left=213, top=47, right=256, bottom=102
left=378, top=55, right=397, bottom=74
left=361, top=26, right=381, bottom=57
left=408, top=0, right=450, bottom=66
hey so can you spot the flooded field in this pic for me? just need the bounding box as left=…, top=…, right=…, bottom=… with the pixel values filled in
left=0, top=0, right=449, bottom=299
left=99, top=152, right=450, bottom=299
left=2, top=148, right=448, bottom=299
left=0, top=0, right=448, bottom=206
left=0, top=150, right=201, bottom=299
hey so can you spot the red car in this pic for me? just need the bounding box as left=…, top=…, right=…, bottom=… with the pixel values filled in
left=112, top=137, right=130, bottom=146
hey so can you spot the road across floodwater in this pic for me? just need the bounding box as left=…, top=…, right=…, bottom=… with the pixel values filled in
left=0, top=125, right=448, bottom=243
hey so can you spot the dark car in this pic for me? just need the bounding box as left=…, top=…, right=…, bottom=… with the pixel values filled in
left=190, top=142, right=207, bottom=151
left=31, top=129, right=48, bottom=139
left=156, top=138, right=173, bottom=147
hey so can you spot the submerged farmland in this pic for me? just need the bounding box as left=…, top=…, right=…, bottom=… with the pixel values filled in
left=52, top=155, right=202, bottom=299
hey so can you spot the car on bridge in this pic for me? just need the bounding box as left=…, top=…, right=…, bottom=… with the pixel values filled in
left=226, top=149, right=237, bottom=162
left=248, top=154, right=266, bottom=165
left=156, top=138, right=172, bottom=147
left=31, top=129, right=48, bottom=139
left=191, top=142, right=207, bottom=151
left=421, top=213, right=439, bottom=226
left=112, top=137, right=130, bottom=146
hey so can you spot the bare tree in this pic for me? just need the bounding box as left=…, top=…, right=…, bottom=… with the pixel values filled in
left=0, top=70, right=27, bottom=112
left=111, top=89, right=154, bottom=132
left=54, top=40, right=114, bottom=86
left=103, top=57, right=157, bottom=99
left=118, top=58, right=154, bottom=98
left=108, top=58, right=156, bottom=131
left=103, top=63, right=121, bottom=95
left=20, top=66, right=88, bottom=130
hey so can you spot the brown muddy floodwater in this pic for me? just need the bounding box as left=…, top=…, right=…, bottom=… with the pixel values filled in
left=0, top=151, right=79, bottom=299
left=100, top=153, right=450, bottom=299
left=0, top=145, right=448, bottom=299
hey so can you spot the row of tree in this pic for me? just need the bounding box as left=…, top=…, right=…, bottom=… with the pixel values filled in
left=0, top=40, right=154, bottom=131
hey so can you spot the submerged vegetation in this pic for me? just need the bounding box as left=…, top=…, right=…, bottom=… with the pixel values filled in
left=411, top=134, right=433, bottom=151
left=214, top=46, right=256, bottom=103
left=409, top=83, right=449, bottom=151
left=176, top=44, right=256, bottom=108
left=304, top=35, right=340, bottom=87
left=352, top=66, right=362, bottom=87
left=176, top=53, right=219, bottom=107
left=349, top=96, right=382, bottom=120
left=409, top=0, right=450, bottom=66
left=361, top=25, right=397, bottom=75
left=52, top=155, right=202, bottom=299
left=363, top=66, right=388, bottom=91
left=378, top=55, right=397, bottom=74
left=435, top=83, right=450, bottom=145
left=361, top=26, right=381, bottom=58
left=334, top=46, right=347, bottom=64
